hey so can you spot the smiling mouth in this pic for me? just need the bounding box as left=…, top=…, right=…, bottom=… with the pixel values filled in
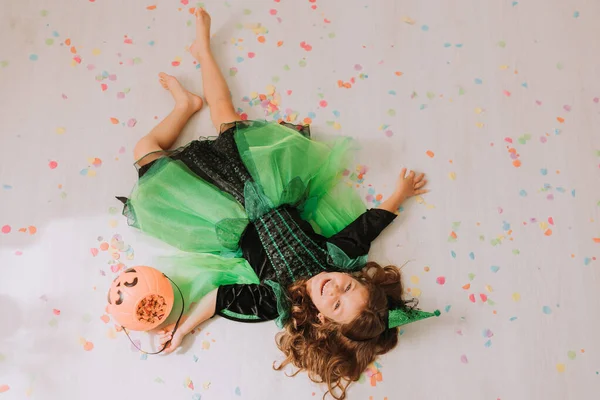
left=321, top=279, right=331, bottom=296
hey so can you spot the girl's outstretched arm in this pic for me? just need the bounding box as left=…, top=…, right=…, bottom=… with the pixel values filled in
left=157, top=288, right=218, bottom=354
left=377, top=168, right=428, bottom=213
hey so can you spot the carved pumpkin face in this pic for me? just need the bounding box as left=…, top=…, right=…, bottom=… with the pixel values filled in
left=107, top=266, right=174, bottom=331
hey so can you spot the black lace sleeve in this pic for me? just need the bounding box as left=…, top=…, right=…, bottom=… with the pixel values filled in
left=214, top=284, right=279, bottom=323
left=327, top=209, right=397, bottom=259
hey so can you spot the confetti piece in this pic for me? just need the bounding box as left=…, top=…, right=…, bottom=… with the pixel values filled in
left=0, top=385, right=9, bottom=393
left=479, top=293, right=488, bottom=302
left=83, top=341, right=94, bottom=351
left=1, top=225, right=11, bottom=234
left=402, top=17, right=415, bottom=25
left=512, top=293, right=521, bottom=302
left=567, top=350, right=576, bottom=360
left=436, top=276, right=446, bottom=285
left=53, top=309, right=60, bottom=315
left=127, top=118, right=137, bottom=128
left=49, top=161, right=58, bottom=169
left=460, top=355, right=468, bottom=364
left=468, top=294, right=476, bottom=303
left=556, top=363, right=565, bottom=373
left=426, top=150, right=434, bottom=158
left=100, top=315, right=110, bottom=323
left=147, top=5, right=157, bottom=10
left=410, top=275, right=419, bottom=284
left=462, top=283, right=471, bottom=290
left=543, top=306, right=552, bottom=314
left=448, top=172, right=456, bottom=180
left=235, top=387, right=241, bottom=396
left=110, top=118, right=119, bottom=124
left=490, top=265, right=500, bottom=273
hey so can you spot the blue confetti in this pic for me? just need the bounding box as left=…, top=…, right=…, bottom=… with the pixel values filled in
left=574, top=11, right=580, bottom=18
left=332, top=110, right=340, bottom=118
left=455, top=44, right=463, bottom=48
left=235, top=387, right=241, bottom=396
left=148, top=40, right=155, bottom=46
left=521, top=82, right=528, bottom=88
left=469, top=252, right=475, bottom=260
left=484, top=340, right=492, bottom=348
left=556, top=187, right=566, bottom=193
left=490, top=265, right=500, bottom=273
left=444, top=305, right=452, bottom=313
left=140, top=353, right=148, bottom=361
left=554, top=128, right=561, bottom=135
left=451, top=250, right=456, bottom=258
left=542, top=306, right=552, bottom=315
left=388, top=90, right=396, bottom=95
left=502, top=221, right=511, bottom=231
left=474, top=78, right=483, bottom=84
left=509, top=316, right=518, bottom=321
left=571, top=189, right=576, bottom=197
left=519, top=189, right=528, bottom=197
left=540, top=168, right=548, bottom=176
left=29, top=54, right=38, bottom=61
left=192, top=394, right=201, bottom=400
left=193, top=355, right=199, bottom=362
left=399, top=329, right=405, bottom=336
left=421, top=25, right=429, bottom=31
left=307, top=111, right=316, bottom=119
left=584, top=257, right=591, bottom=266
left=236, top=56, right=244, bottom=63
left=443, top=42, right=452, bottom=48
left=52, top=31, right=60, bottom=37
left=2, top=185, right=12, bottom=190
left=512, top=1, right=518, bottom=6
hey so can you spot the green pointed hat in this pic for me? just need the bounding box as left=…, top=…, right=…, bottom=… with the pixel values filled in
left=387, top=306, right=440, bottom=329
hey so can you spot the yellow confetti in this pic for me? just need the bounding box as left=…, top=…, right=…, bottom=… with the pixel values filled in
left=88, top=170, right=97, bottom=177
left=333, top=121, right=341, bottom=130
left=250, top=91, right=258, bottom=99
left=402, top=16, right=416, bottom=25
left=556, top=363, right=565, bottom=373
left=475, top=122, right=485, bottom=128
left=265, top=84, right=276, bottom=96
left=109, top=219, right=118, bottom=228
left=485, top=284, right=493, bottom=293
left=411, top=288, right=422, bottom=297
left=92, top=48, right=101, bottom=56
left=539, top=221, right=548, bottom=230
left=512, top=292, right=521, bottom=302
left=202, top=381, right=211, bottom=390
left=448, top=172, right=456, bottom=180
left=410, top=275, right=420, bottom=284
left=201, top=340, right=211, bottom=350
left=474, top=107, right=483, bottom=114
left=426, top=204, right=436, bottom=210
left=415, top=196, right=425, bottom=204
left=499, top=65, right=509, bottom=70
left=56, top=127, right=66, bottom=135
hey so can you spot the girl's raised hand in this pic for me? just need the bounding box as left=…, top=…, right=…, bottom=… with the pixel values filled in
left=395, top=168, right=429, bottom=199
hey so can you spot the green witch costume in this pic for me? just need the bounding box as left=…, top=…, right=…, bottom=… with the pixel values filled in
left=117, top=121, right=438, bottom=330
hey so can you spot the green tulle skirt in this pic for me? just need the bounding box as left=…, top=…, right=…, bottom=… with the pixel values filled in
left=124, top=121, right=367, bottom=321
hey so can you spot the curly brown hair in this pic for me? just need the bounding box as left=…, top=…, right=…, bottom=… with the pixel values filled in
left=274, top=262, right=406, bottom=400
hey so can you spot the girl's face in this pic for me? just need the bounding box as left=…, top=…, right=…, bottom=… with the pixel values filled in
left=306, top=272, right=368, bottom=324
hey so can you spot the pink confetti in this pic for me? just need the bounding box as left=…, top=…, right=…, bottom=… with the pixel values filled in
left=73, top=55, right=82, bottom=64
left=1, top=225, right=11, bottom=234
left=594, top=97, right=599, bottom=103
left=503, top=90, right=511, bottom=97
left=61, top=94, right=68, bottom=99
left=269, top=9, right=277, bottom=15
left=108, top=74, right=117, bottom=81
left=127, top=118, right=137, bottom=128
left=101, top=83, right=108, bottom=91
left=181, top=0, right=188, bottom=4
left=300, top=41, right=312, bottom=51
left=460, top=355, right=468, bottom=364
left=319, top=100, right=328, bottom=107
left=480, top=293, right=488, bottom=302
left=497, top=207, right=503, bottom=214
left=117, top=92, right=125, bottom=99
left=87, top=64, right=95, bottom=71
left=563, top=105, right=571, bottom=112
left=469, top=294, right=476, bottom=303
left=535, top=100, right=542, bottom=105
left=436, top=276, right=446, bottom=285
left=354, top=64, right=363, bottom=71
left=504, top=137, right=513, bottom=143
left=53, top=309, right=61, bottom=316
left=124, top=37, right=133, bottom=45
left=0, top=385, right=9, bottom=393
left=540, top=136, right=547, bottom=143
left=49, top=160, right=58, bottom=169
left=90, top=248, right=99, bottom=257
left=248, top=52, right=256, bottom=58
left=119, top=146, right=126, bottom=154
left=548, top=217, right=554, bottom=225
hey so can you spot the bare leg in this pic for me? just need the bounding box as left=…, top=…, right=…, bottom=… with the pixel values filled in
left=133, top=73, right=204, bottom=166
left=190, top=8, right=241, bottom=132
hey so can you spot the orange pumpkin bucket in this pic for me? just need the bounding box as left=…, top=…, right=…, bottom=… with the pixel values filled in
left=107, top=266, right=175, bottom=331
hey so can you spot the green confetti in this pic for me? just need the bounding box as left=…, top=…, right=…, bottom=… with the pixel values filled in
left=298, top=59, right=307, bottom=67
left=283, top=64, right=290, bottom=71
left=557, top=62, right=564, bottom=70
left=40, top=10, right=49, bottom=16
left=0, top=60, right=8, bottom=68
left=426, top=92, right=435, bottom=100
left=512, top=249, right=520, bottom=255
left=271, top=76, right=280, bottom=83
left=243, top=9, right=252, bottom=15
left=387, top=109, right=396, bottom=116
left=45, top=38, right=54, bottom=45
left=567, top=350, right=576, bottom=360
left=468, top=273, right=476, bottom=281
left=328, top=32, right=336, bottom=39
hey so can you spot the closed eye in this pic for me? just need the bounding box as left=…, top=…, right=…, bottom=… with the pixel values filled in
left=345, top=283, right=351, bottom=292
left=334, top=301, right=340, bottom=310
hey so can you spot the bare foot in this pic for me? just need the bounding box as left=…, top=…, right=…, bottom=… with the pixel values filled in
left=158, top=72, right=203, bottom=112
left=190, top=8, right=211, bottom=61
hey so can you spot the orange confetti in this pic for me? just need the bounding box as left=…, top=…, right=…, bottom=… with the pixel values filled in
left=99, top=242, right=109, bottom=251
left=257, top=36, right=266, bottom=43
left=110, top=118, right=119, bottom=124
left=83, top=341, right=94, bottom=351
left=450, top=231, right=457, bottom=239
left=375, top=194, right=383, bottom=201
left=70, top=46, right=77, bottom=54
left=426, top=150, right=435, bottom=158
left=65, top=38, right=71, bottom=46
left=101, top=315, right=110, bottom=323
left=512, top=159, right=521, bottom=167
left=544, top=229, right=552, bottom=236
left=277, top=41, right=284, bottom=47
left=462, top=283, right=471, bottom=290
left=394, top=71, right=403, bottom=76
left=557, top=117, right=565, bottom=123
left=0, top=385, right=9, bottom=393
left=147, top=5, right=157, bottom=10
left=188, top=7, right=195, bottom=14
left=593, top=238, right=600, bottom=243
left=303, top=117, right=312, bottom=124
left=28, top=226, right=37, bottom=235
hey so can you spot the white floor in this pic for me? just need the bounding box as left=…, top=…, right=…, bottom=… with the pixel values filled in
left=1, top=1, right=599, bottom=399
